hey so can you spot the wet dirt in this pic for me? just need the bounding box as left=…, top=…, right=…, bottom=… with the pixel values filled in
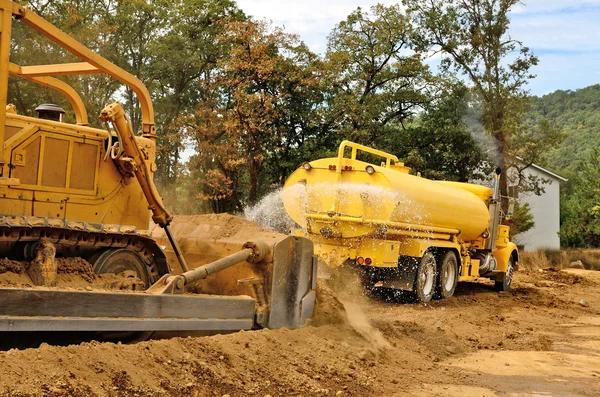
left=0, top=268, right=598, bottom=396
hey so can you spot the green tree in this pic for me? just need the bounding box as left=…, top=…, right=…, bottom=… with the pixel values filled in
left=150, top=0, right=246, bottom=189
left=323, top=4, right=434, bottom=145
left=9, top=0, right=118, bottom=123
left=385, top=83, right=489, bottom=181
left=559, top=152, right=600, bottom=247
left=510, top=201, right=535, bottom=236
left=404, top=0, right=539, bottom=210
left=508, top=119, right=565, bottom=195
left=183, top=19, right=320, bottom=211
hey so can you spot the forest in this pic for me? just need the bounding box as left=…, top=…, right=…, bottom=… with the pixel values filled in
left=7, top=0, right=594, bottom=247
left=527, top=85, right=600, bottom=247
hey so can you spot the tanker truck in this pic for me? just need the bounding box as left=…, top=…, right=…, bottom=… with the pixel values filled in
left=283, top=141, right=518, bottom=303
left=0, top=1, right=316, bottom=335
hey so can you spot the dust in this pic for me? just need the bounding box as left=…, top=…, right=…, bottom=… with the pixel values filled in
left=463, top=91, right=503, bottom=168
left=310, top=281, right=347, bottom=326
left=321, top=266, right=391, bottom=352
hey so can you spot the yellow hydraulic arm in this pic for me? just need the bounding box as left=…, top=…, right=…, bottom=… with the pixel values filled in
left=100, top=102, right=190, bottom=272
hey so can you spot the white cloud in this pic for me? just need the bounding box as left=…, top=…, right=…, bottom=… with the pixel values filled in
left=511, top=0, right=600, bottom=14
left=237, top=0, right=394, bottom=53
left=511, top=6, right=600, bottom=51
left=235, top=0, right=600, bottom=94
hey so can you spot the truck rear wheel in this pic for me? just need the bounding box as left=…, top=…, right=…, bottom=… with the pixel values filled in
left=413, top=251, right=436, bottom=303
left=435, top=251, right=458, bottom=299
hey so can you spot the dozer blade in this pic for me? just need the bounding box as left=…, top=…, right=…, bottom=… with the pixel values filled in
left=150, top=215, right=318, bottom=330
left=0, top=289, right=255, bottom=332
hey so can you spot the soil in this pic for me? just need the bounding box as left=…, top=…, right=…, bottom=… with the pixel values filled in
left=0, top=268, right=599, bottom=397
left=0, top=257, right=131, bottom=290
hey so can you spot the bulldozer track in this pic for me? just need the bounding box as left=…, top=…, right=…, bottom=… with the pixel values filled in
left=0, top=216, right=169, bottom=282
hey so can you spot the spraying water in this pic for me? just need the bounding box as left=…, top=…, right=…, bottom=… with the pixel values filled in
left=243, top=188, right=297, bottom=233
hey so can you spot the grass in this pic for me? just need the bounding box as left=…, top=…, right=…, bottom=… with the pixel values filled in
left=564, top=249, right=600, bottom=271
left=519, top=247, right=600, bottom=271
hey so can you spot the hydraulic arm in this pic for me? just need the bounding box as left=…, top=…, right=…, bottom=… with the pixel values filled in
left=100, top=102, right=190, bottom=272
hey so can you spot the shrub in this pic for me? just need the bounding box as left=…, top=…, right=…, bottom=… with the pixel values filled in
left=565, top=249, right=600, bottom=271
left=519, top=251, right=550, bottom=270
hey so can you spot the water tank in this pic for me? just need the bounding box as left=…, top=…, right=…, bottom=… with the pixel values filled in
left=283, top=156, right=491, bottom=242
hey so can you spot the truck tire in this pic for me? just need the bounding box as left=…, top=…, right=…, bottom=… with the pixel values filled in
left=495, top=256, right=514, bottom=292
left=435, top=251, right=458, bottom=299
left=413, top=251, right=436, bottom=303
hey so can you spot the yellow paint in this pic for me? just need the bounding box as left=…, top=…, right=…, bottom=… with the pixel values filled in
left=283, top=140, right=518, bottom=282
left=0, top=1, right=159, bottom=230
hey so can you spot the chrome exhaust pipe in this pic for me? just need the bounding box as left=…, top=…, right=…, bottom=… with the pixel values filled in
left=485, top=167, right=502, bottom=251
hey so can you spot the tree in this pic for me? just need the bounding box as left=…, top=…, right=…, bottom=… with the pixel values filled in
left=510, top=201, right=535, bottom=236
left=385, top=82, right=489, bottom=181
left=323, top=4, right=434, bottom=145
left=404, top=0, right=539, bottom=210
left=149, top=0, right=246, bottom=188
left=183, top=19, right=320, bottom=211
left=559, top=151, right=600, bottom=247
left=9, top=0, right=118, bottom=123
left=508, top=119, right=565, bottom=195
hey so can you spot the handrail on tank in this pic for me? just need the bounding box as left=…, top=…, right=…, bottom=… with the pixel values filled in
left=337, top=141, right=399, bottom=172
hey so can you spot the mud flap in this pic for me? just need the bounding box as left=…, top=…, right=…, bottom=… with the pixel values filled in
left=364, top=256, right=419, bottom=291
left=267, top=236, right=317, bottom=329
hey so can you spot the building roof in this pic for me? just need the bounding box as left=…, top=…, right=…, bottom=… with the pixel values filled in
left=515, top=157, right=568, bottom=182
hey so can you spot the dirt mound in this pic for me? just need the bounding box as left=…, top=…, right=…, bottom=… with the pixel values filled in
left=539, top=267, right=591, bottom=285
left=0, top=269, right=599, bottom=396
left=169, top=213, right=283, bottom=242
left=310, top=281, right=347, bottom=326
left=0, top=258, right=25, bottom=274
left=0, top=256, right=132, bottom=290
left=519, top=268, right=594, bottom=288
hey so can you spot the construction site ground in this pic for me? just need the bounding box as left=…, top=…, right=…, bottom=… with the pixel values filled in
left=0, top=267, right=599, bottom=397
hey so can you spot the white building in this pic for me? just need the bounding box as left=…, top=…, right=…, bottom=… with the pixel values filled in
left=512, top=164, right=567, bottom=252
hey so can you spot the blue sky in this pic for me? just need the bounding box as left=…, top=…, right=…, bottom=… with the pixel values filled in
left=237, top=0, right=600, bottom=97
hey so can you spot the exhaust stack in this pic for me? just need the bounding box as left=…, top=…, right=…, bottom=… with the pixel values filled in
left=485, top=167, right=502, bottom=251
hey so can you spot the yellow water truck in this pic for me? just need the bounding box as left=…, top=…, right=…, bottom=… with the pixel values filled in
left=283, top=141, right=518, bottom=302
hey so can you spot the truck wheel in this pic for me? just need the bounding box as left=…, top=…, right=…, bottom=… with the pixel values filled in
left=413, top=251, right=436, bottom=303
left=435, top=251, right=458, bottom=299
left=495, top=256, right=514, bottom=292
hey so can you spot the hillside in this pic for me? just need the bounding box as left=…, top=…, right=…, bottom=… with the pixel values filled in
left=528, top=84, right=600, bottom=172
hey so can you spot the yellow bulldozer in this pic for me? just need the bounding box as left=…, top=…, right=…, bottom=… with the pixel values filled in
left=0, top=2, right=316, bottom=334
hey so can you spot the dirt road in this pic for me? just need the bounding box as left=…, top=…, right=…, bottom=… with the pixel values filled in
left=0, top=268, right=598, bottom=396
